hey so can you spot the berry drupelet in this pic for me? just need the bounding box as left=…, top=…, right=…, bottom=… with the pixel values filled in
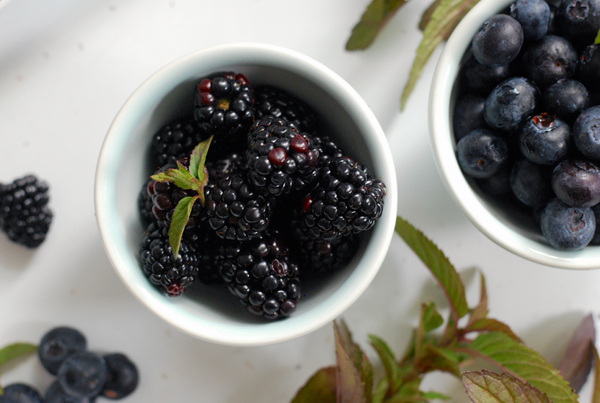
left=253, top=85, right=318, bottom=134
left=151, top=119, right=211, bottom=167
left=0, top=174, right=53, bottom=248
left=246, top=118, right=320, bottom=196
left=139, top=221, right=200, bottom=296
left=299, top=235, right=360, bottom=278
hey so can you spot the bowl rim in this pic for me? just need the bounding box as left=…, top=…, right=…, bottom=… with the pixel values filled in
left=429, top=0, right=600, bottom=270
left=95, top=43, right=398, bottom=346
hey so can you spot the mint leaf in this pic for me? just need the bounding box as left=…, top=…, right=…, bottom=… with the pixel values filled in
left=468, top=272, right=489, bottom=325
left=291, top=366, right=336, bottom=403
left=0, top=342, right=38, bottom=395
left=189, top=136, right=213, bottom=182
left=334, top=320, right=372, bottom=403
left=462, top=370, right=550, bottom=403
left=419, top=0, right=443, bottom=31
left=151, top=167, right=195, bottom=190
left=395, top=216, right=468, bottom=321
left=369, top=335, right=401, bottom=395
left=422, top=344, right=461, bottom=377
left=422, top=391, right=451, bottom=400
left=373, top=378, right=389, bottom=403
left=400, top=0, right=481, bottom=110
left=557, top=313, right=595, bottom=393
left=595, top=28, right=600, bottom=45
left=464, top=318, right=523, bottom=343
left=466, top=332, right=578, bottom=403
left=591, top=345, right=600, bottom=403
left=168, top=196, right=198, bottom=258
left=346, top=0, right=408, bottom=50
left=421, top=302, right=444, bottom=333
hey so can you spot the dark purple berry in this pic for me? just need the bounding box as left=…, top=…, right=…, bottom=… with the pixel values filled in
left=510, top=0, right=551, bottom=39
left=557, top=0, right=600, bottom=43
left=472, top=14, right=524, bottom=67
left=577, top=45, right=600, bottom=92
left=0, top=384, right=43, bottom=403
left=58, top=352, right=108, bottom=399
left=521, top=35, right=578, bottom=89
left=518, top=113, right=570, bottom=165
left=572, top=105, right=600, bottom=160
left=543, top=79, right=589, bottom=121
left=510, top=158, right=554, bottom=208
left=456, top=129, right=509, bottom=178
left=39, top=327, right=87, bottom=376
left=552, top=159, right=600, bottom=207
left=460, top=54, right=512, bottom=95
left=484, top=77, right=540, bottom=131
left=101, top=353, right=139, bottom=400
left=453, top=94, right=489, bottom=141
left=541, top=197, right=596, bottom=250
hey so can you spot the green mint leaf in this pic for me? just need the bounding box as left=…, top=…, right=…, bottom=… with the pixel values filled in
left=151, top=167, right=194, bottom=190
left=419, top=0, right=443, bottom=31
left=464, top=318, right=523, bottom=343
left=462, top=370, right=550, bottom=403
left=591, top=345, right=600, bottom=403
left=346, top=0, right=408, bottom=50
left=395, top=216, right=468, bottom=321
left=0, top=342, right=38, bottom=395
left=168, top=196, right=198, bottom=258
left=595, top=28, right=600, bottom=45
left=468, top=271, right=489, bottom=325
left=421, top=302, right=444, bottom=333
left=334, top=320, right=372, bottom=403
left=372, top=377, right=389, bottom=403
left=291, top=366, right=336, bottom=403
left=557, top=313, right=595, bottom=393
left=466, top=332, right=578, bottom=403
left=369, top=335, right=401, bottom=395
left=421, top=344, right=461, bottom=377
left=189, top=136, right=213, bottom=181
left=400, top=0, right=481, bottom=110
left=421, top=391, right=452, bottom=400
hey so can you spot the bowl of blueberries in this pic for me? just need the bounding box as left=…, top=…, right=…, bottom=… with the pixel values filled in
left=95, top=43, right=397, bottom=346
left=429, top=0, right=600, bottom=268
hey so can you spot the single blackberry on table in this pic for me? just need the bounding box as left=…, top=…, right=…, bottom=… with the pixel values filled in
left=292, top=157, right=386, bottom=243
left=151, top=119, right=210, bottom=167
left=299, top=235, right=360, bottom=278
left=217, top=235, right=301, bottom=320
left=0, top=174, right=52, bottom=248
left=205, top=171, right=276, bottom=241
left=246, top=118, right=320, bottom=196
left=139, top=221, right=200, bottom=296
left=253, top=85, right=318, bottom=134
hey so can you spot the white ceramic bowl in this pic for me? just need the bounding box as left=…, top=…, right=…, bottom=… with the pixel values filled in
left=95, top=43, right=397, bottom=346
left=429, top=0, right=600, bottom=269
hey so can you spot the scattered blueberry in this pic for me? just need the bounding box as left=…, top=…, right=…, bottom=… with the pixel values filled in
left=572, top=105, right=600, bottom=160
left=57, top=352, right=109, bottom=399
left=0, top=384, right=43, bottom=403
left=456, top=129, right=509, bottom=178
left=552, top=159, right=600, bottom=207
left=45, top=381, right=94, bottom=403
left=541, top=198, right=596, bottom=250
left=39, top=327, right=87, bottom=375
left=589, top=204, right=600, bottom=244
left=518, top=113, right=570, bottom=165
left=484, top=77, right=540, bottom=131
left=472, top=14, right=524, bottom=67
left=101, top=353, right=139, bottom=400
left=510, top=0, right=551, bottom=39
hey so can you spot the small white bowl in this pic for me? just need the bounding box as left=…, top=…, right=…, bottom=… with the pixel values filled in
left=95, top=43, right=397, bottom=346
left=429, top=0, right=600, bottom=269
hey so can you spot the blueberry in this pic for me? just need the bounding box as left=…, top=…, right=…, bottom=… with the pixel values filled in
left=589, top=204, right=600, bottom=244
left=0, top=384, right=43, bottom=403
left=541, top=197, right=595, bottom=250
left=453, top=93, right=488, bottom=140
left=456, top=129, right=509, bottom=178
left=484, top=77, right=540, bottom=131
left=510, top=0, right=551, bottom=39
left=460, top=54, right=511, bottom=94
left=572, top=105, right=600, bottom=160
left=476, top=165, right=512, bottom=196
left=577, top=45, right=600, bottom=92
left=521, top=35, right=578, bottom=89
left=39, top=326, right=87, bottom=375
left=472, top=14, right=524, bottom=67
left=557, top=0, right=600, bottom=43
left=543, top=79, right=589, bottom=121
left=45, top=381, right=94, bottom=403
left=518, top=112, right=570, bottom=165
left=552, top=159, right=600, bottom=207
left=58, top=352, right=108, bottom=399
left=101, top=353, right=139, bottom=400
left=510, top=158, right=554, bottom=207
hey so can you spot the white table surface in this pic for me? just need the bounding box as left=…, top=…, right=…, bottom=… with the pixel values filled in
left=0, top=0, right=598, bottom=401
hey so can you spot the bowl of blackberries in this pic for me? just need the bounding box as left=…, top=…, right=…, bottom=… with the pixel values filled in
left=430, top=0, right=600, bottom=269
left=95, top=43, right=397, bottom=346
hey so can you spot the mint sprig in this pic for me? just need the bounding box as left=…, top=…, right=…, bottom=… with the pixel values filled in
left=150, top=136, right=213, bottom=257
left=0, top=342, right=38, bottom=394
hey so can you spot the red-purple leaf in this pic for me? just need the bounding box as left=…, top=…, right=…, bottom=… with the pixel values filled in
left=464, top=318, right=523, bottom=343
left=462, top=370, right=550, bottom=403
left=291, top=366, right=337, bottom=403
left=557, top=313, right=595, bottom=393
left=334, top=321, right=372, bottom=403
left=591, top=345, right=600, bottom=403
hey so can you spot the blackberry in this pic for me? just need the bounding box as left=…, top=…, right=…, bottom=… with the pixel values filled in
left=205, top=171, right=275, bottom=241
left=299, top=235, right=360, bottom=277
left=0, top=174, right=52, bottom=248
left=193, top=72, right=254, bottom=155
left=205, top=152, right=244, bottom=182
left=151, top=119, right=210, bottom=167
left=139, top=221, right=200, bottom=296
left=218, top=235, right=301, bottom=320
left=137, top=179, right=155, bottom=226
left=310, top=133, right=344, bottom=169
left=187, top=223, right=224, bottom=284
left=293, top=157, right=386, bottom=243
left=246, top=118, right=319, bottom=196
left=253, top=85, right=318, bottom=134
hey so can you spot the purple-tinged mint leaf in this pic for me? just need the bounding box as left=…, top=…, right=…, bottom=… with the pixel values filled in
left=369, top=335, right=401, bottom=395
left=168, top=195, right=199, bottom=258
left=557, top=313, right=595, bottom=393
left=462, top=370, right=550, bottom=403
left=591, top=345, right=600, bottom=403
left=468, top=272, right=489, bottom=325
left=334, top=320, right=372, bottom=403
left=346, top=0, right=408, bottom=50
left=464, top=318, right=522, bottom=343
left=290, top=366, right=336, bottom=403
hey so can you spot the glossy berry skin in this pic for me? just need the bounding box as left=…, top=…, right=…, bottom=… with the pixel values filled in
left=510, top=158, right=554, bottom=208
left=518, top=113, right=570, bottom=165
left=572, top=106, right=600, bottom=160
left=0, top=383, right=43, bottom=403
left=476, top=166, right=512, bottom=196
left=253, top=85, right=318, bottom=135
left=58, top=352, right=108, bottom=399
left=45, top=381, right=94, bottom=403
left=101, top=353, right=139, bottom=400
left=456, top=129, right=509, bottom=178
left=542, top=79, right=589, bottom=121
left=39, top=327, right=87, bottom=375
left=521, top=35, right=578, bottom=89
left=552, top=159, right=600, bottom=207
left=453, top=94, right=488, bottom=141
left=151, top=119, right=210, bottom=167
left=557, top=0, right=600, bottom=43
left=460, top=54, right=511, bottom=95
left=299, top=235, right=360, bottom=277
left=472, top=14, right=524, bottom=67
left=510, top=0, right=551, bottom=39
left=589, top=204, right=600, bottom=244
left=484, top=77, right=540, bottom=131
left=577, top=45, right=600, bottom=92
left=541, top=197, right=596, bottom=250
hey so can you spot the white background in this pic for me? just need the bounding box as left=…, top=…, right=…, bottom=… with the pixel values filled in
left=0, top=0, right=597, bottom=401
